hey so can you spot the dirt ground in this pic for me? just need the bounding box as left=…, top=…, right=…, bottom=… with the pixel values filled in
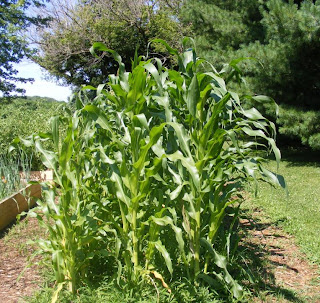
left=240, top=209, right=320, bottom=302
left=0, top=209, right=319, bottom=302
left=0, top=217, right=44, bottom=303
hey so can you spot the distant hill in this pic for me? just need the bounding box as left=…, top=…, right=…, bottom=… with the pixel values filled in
left=25, top=96, right=66, bottom=103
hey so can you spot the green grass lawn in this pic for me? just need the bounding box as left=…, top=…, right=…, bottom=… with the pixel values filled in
left=244, top=149, right=320, bottom=265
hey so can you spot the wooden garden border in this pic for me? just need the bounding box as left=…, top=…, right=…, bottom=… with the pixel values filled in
left=0, top=170, right=53, bottom=230
left=0, top=184, right=41, bottom=230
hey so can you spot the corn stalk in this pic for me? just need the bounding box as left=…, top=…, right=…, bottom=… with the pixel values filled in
left=14, top=40, right=285, bottom=300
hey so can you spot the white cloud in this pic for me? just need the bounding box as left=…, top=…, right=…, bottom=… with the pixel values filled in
left=11, top=60, right=72, bottom=102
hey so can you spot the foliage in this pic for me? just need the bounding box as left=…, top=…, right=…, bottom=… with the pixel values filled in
left=33, top=0, right=186, bottom=88
left=30, top=0, right=320, bottom=149
left=27, top=279, right=225, bottom=303
left=181, top=0, right=320, bottom=149
left=181, top=0, right=263, bottom=56
left=277, top=106, right=320, bottom=150
left=17, top=41, right=284, bottom=301
left=241, top=0, right=320, bottom=110
left=0, top=97, right=64, bottom=169
left=0, top=0, right=48, bottom=97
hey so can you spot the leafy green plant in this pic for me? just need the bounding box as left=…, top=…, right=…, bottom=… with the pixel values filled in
left=17, top=39, right=285, bottom=301
left=0, top=151, right=31, bottom=200
left=14, top=111, right=109, bottom=296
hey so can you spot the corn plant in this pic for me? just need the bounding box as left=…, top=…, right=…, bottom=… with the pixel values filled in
left=83, top=40, right=285, bottom=297
left=16, top=40, right=285, bottom=300
left=13, top=112, right=110, bottom=299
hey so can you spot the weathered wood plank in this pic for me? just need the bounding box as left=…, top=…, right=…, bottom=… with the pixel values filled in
left=0, top=184, right=41, bottom=230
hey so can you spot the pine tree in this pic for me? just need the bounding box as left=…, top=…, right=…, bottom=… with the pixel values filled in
left=181, top=0, right=320, bottom=149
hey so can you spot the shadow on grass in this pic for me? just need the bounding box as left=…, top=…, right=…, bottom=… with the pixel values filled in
left=238, top=208, right=304, bottom=302
left=258, top=146, right=320, bottom=167
left=279, top=147, right=320, bottom=168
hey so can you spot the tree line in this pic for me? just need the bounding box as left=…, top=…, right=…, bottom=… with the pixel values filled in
left=1, top=0, right=320, bottom=150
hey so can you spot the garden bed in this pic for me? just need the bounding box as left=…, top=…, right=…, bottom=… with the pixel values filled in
left=0, top=184, right=41, bottom=230
left=0, top=170, right=53, bottom=231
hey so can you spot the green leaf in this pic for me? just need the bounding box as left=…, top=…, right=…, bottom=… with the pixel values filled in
left=110, top=168, right=130, bottom=208
left=200, top=93, right=230, bottom=150
left=204, top=72, right=226, bottom=91
left=242, top=127, right=281, bottom=167
left=59, top=125, right=74, bottom=171
left=151, top=39, right=179, bottom=56
left=200, top=238, right=227, bottom=269
left=51, top=116, right=60, bottom=151
left=153, top=95, right=172, bottom=122
left=187, top=75, right=199, bottom=117
left=198, top=273, right=222, bottom=289
left=252, top=95, right=279, bottom=116
left=167, top=122, right=193, bottom=159
left=144, top=62, right=162, bottom=90
left=260, top=166, right=287, bottom=190
left=98, top=145, right=115, bottom=164
left=133, top=123, right=166, bottom=173
left=153, top=240, right=173, bottom=274
left=167, top=151, right=200, bottom=189
left=242, top=108, right=265, bottom=120
left=34, top=140, right=57, bottom=171
left=52, top=250, right=65, bottom=283
left=200, top=238, right=243, bottom=299
left=83, top=104, right=112, bottom=133
left=133, top=114, right=149, bottom=131
left=90, top=42, right=125, bottom=77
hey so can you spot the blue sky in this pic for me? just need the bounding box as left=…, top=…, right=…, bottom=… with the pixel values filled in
left=12, top=60, right=72, bottom=102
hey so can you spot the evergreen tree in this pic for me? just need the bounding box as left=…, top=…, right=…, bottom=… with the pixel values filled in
left=181, top=0, right=320, bottom=149
left=181, top=0, right=263, bottom=69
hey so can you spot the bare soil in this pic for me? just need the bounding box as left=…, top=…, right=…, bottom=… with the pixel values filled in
left=0, top=217, right=44, bottom=303
left=240, top=208, right=320, bottom=302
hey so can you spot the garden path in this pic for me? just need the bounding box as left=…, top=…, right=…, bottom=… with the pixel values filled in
left=0, top=217, right=43, bottom=303
left=240, top=209, right=320, bottom=302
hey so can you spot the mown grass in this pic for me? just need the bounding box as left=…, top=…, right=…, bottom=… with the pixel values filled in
left=244, top=149, right=320, bottom=265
